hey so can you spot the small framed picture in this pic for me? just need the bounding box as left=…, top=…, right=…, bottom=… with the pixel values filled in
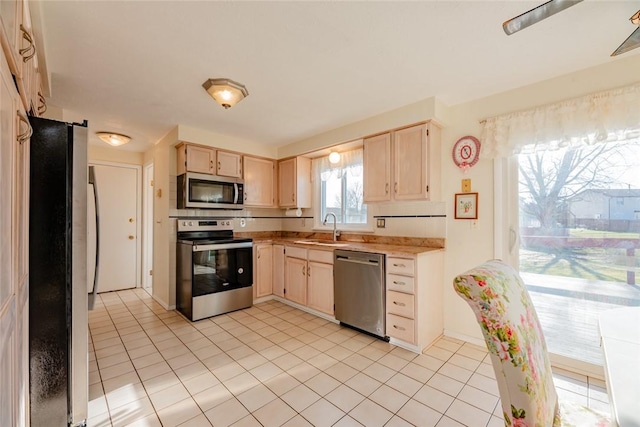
left=455, top=192, right=478, bottom=219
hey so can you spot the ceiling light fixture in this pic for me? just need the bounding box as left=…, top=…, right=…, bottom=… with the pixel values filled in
left=329, top=152, right=341, bottom=164
left=202, top=78, right=249, bottom=109
left=96, top=132, right=131, bottom=147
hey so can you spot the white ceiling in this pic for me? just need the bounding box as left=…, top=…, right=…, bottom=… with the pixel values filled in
left=36, top=1, right=640, bottom=153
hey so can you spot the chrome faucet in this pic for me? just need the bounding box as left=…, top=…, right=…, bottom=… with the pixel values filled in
left=323, top=213, right=341, bottom=241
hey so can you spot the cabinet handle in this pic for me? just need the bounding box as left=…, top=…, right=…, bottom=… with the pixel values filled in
left=292, top=193, right=295, bottom=202
left=210, top=160, right=213, bottom=170
left=19, top=25, right=36, bottom=62
left=385, top=183, right=389, bottom=194
left=393, top=325, right=406, bottom=331
left=302, top=266, right=306, bottom=276
left=393, top=301, right=406, bottom=307
left=257, top=250, right=260, bottom=259
left=244, top=192, right=247, bottom=201
left=37, top=92, right=47, bottom=115
left=17, top=110, right=32, bottom=144
left=308, top=266, right=311, bottom=277
left=218, top=161, right=221, bottom=170
left=393, top=281, right=406, bottom=286
left=394, top=182, right=398, bottom=193
left=393, top=263, right=406, bottom=268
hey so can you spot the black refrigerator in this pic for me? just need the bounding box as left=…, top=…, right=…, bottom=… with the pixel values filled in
left=29, top=117, right=90, bottom=427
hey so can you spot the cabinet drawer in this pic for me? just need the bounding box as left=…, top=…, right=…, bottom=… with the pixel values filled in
left=308, top=249, right=333, bottom=264
left=387, top=274, right=415, bottom=294
left=387, top=257, right=415, bottom=276
left=386, top=313, right=415, bottom=343
left=387, top=291, right=414, bottom=319
left=285, top=246, right=307, bottom=259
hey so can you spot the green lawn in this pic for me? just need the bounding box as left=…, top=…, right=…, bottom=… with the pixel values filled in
left=520, top=228, right=640, bottom=284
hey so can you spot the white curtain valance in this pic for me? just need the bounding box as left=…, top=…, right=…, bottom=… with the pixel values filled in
left=312, top=148, right=363, bottom=182
left=480, top=83, right=640, bottom=158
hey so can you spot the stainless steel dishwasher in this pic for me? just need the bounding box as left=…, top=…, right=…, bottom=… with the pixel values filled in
left=334, top=250, right=387, bottom=339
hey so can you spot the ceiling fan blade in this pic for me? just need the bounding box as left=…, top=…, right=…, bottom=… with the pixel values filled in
left=503, top=0, right=584, bottom=35
left=611, top=27, right=640, bottom=56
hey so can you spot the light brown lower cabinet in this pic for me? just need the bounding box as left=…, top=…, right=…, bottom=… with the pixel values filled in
left=272, top=244, right=285, bottom=298
left=385, top=251, right=444, bottom=351
left=254, top=243, right=273, bottom=298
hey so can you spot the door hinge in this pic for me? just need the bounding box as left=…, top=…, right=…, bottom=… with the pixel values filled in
left=149, top=269, right=153, bottom=276
left=150, top=180, right=154, bottom=187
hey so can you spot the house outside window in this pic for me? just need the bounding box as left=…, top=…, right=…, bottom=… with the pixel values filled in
left=313, top=148, right=368, bottom=228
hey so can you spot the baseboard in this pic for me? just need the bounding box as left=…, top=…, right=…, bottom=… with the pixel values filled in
left=443, top=329, right=487, bottom=348
left=270, top=296, right=338, bottom=324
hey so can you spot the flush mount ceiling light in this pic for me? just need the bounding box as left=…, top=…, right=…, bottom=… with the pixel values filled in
left=202, top=78, right=249, bottom=109
left=329, top=152, right=341, bottom=164
left=96, top=132, right=131, bottom=147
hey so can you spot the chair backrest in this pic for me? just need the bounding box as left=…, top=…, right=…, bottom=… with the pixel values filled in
left=453, top=260, right=559, bottom=427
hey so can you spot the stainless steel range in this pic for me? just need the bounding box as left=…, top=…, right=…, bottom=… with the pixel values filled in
left=176, top=219, right=253, bottom=321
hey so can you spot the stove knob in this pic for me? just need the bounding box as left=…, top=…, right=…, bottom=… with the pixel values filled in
left=226, top=221, right=231, bottom=226
left=182, top=221, right=187, bottom=226
left=238, top=268, right=244, bottom=274
left=188, top=221, right=193, bottom=226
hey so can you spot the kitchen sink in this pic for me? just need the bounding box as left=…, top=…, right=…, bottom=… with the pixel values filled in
left=293, top=239, right=350, bottom=247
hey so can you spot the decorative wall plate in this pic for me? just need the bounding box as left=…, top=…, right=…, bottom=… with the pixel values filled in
left=452, top=136, right=481, bottom=172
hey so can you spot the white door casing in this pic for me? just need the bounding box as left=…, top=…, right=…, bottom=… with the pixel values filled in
left=89, top=162, right=141, bottom=293
left=143, top=163, right=154, bottom=290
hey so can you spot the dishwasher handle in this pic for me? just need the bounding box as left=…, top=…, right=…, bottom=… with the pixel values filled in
left=335, top=255, right=380, bottom=266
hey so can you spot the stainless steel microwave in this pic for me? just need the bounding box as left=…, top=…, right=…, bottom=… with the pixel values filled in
left=177, top=173, right=244, bottom=209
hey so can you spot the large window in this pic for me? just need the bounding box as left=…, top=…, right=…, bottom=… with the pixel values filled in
left=314, top=149, right=367, bottom=227
left=517, top=139, right=640, bottom=367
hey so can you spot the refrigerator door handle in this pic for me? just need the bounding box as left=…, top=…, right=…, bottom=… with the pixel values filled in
left=88, top=166, right=100, bottom=310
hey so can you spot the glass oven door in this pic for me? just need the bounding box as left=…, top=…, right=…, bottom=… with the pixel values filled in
left=191, top=242, right=253, bottom=296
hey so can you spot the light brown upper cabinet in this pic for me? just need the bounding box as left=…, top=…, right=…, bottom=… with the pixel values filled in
left=362, top=133, right=391, bottom=202
left=1, top=0, right=45, bottom=115
left=363, top=122, right=441, bottom=202
left=0, top=0, right=24, bottom=78
left=176, top=143, right=215, bottom=175
left=243, top=155, right=275, bottom=207
left=278, top=156, right=311, bottom=208
left=216, top=150, right=242, bottom=178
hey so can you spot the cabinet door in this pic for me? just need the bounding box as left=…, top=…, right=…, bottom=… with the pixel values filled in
left=307, top=261, right=334, bottom=315
left=186, top=145, right=215, bottom=174
left=278, top=158, right=296, bottom=207
left=0, top=0, right=23, bottom=76
left=363, top=133, right=391, bottom=202
left=284, top=256, right=306, bottom=305
left=393, top=124, right=427, bottom=200
left=244, top=156, right=275, bottom=207
left=255, top=244, right=273, bottom=298
left=217, top=150, right=242, bottom=178
left=272, top=245, right=285, bottom=297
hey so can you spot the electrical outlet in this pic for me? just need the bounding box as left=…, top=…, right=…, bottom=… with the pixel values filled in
left=462, top=179, right=471, bottom=193
left=376, top=218, right=385, bottom=228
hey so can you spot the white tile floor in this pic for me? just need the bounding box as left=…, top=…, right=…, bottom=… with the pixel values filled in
left=87, top=289, right=610, bottom=427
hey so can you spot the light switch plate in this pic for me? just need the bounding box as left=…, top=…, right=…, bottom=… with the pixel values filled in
left=462, top=179, right=471, bottom=193
left=376, top=218, right=385, bottom=228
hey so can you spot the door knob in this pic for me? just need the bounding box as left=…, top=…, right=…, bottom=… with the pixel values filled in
left=128, top=235, right=135, bottom=240
left=129, top=218, right=134, bottom=223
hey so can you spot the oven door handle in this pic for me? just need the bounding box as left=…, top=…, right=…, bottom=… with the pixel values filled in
left=193, top=241, right=253, bottom=252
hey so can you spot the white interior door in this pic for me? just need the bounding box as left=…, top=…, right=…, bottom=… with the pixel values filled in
left=90, top=163, right=140, bottom=293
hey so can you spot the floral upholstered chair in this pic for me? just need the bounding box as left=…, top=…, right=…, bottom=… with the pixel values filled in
left=453, top=260, right=610, bottom=427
